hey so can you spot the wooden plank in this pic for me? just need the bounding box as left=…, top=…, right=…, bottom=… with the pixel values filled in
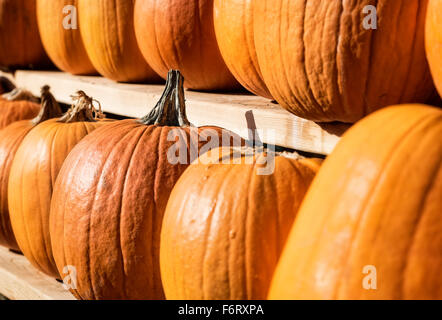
left=14, top=70, right=348, bottom=155
left=0, top=247, right=75, bottom=300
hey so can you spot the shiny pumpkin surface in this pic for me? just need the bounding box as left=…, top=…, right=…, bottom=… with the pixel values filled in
left=426, top=0, right=442, bottom=97
left=0, top=121, right=34, bottom=251
left=134, top=0, right=239, bottom=91
left=78, top=0, right=160, bottom=82
left=254, top=0, right=435, bottom=122
left=269, top=105, right=442, bottom=300
left=50, top=120, right=226, bottom=299
left=214, top=0, right=271, bottom=98
left=8, top=119, right=108, bottom=278
left=160, top=148, right=321, bottom=300
left=37, top=0, right=96, bottom=75
left=0, top=100, right=40, bottom=130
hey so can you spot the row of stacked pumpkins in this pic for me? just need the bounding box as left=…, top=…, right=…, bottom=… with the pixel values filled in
left=0, top=0, right=439, bottom=300
left=1, top=70, right=439, bottom=301
left=0, top=0, right=441, bottom=123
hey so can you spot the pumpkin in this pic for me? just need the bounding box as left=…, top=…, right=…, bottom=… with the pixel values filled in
left=426, top=0, right=442, bottom=97
left=213, top=0, right=272, bottom=98
left=50, top=70, right=241, bottom=299
left=8, top=91, right=110, bottom=278
left=160, top=147, right=321, bottom=300
left=36, top=0, right=96, bottom=75
left=134, top=0, right=239, bottom=91
left=254, top=0, right=435, bottom=123
left=77, top=0, right=160, bottom=82
left=0, top=88, right=41, bottom=130
left=0, top=0, right=49, bottom=69
left=0, top=86, right=62, bottom=252
left=269, top=105, right=442, bottom=300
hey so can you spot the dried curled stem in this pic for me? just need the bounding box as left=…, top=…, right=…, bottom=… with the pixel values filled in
left=58, top=91, right=106, bottom=123
left=2, top=87, right=39, bottom=103
left=139, top=70, right=191, bottom=127
left=0, top=76, right=16, bottom=94
left=31, top=85, right=63, bottom=125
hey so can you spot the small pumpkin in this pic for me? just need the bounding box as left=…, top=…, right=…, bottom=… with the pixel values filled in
left=0, top=88, right=41, bottom=130
left=78, top=0, right=160, bottom=82
left=37, top=0, right=96, bottom=75
left=426, top=0, right=442, bottom=97
left=50, top=70, right=241, bottom=299
left=8, top=91, right=110, bottom=278
left=0, top=86, right=62, bottom=252
left=213, top=0, right=272, bottom=98
left=0, top=0, right=49, bottom=69
left=254, top=0, right=435, bottom=123
left=160, top=147, right=321, bottom=300
left=134, top=0, right=240, bottom=91
left=269, top=105, right=442, bottom=300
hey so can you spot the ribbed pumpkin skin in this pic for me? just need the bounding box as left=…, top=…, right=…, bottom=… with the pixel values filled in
left=254, top=1, right=435, bottom=123
left=426, top=0, right=442, bottom=97
left=0, top=121, right=34, bottom=251
left=78, top=0, right=160, bottom=82
left=0, top=100, right=40, bottom=129
left=160, top=149, right=321, bottom=300
left=134, top=0, right=239, bottom=91
left=50, top=121, right=226, bottom=299
left=214, top=0, right=271, bottom=98
left=37, top=0, right=96, bottom=75
left=0, top=0, right=49, bottom=68
left=8, top=120, right=108, bottom=278
left=269, top=105, right=442, bottom=300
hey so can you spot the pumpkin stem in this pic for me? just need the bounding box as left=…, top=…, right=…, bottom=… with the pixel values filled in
left=58, top=91, right=105, bottom=123
left=139, top=70, right=191, bottom=127
left=2, top=87, right=39, bottom=103
left=31, top=86, right=63, bottom=125
left=0, top=76, right=16, bottom=94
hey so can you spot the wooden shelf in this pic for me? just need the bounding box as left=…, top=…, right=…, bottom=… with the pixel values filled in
left=0, top=247, right=75, bottom=300
left=13, top=70, right=349, bottom=155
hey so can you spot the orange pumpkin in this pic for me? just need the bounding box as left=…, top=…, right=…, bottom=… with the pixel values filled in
left=160, top=147, right=321, bottom=300
left=254, top=1, right=435, bottom=123
left=269, top=105, right=442, bottom=300
left=0, top=0, right=49, bottom=69
left=8, top=91, right=110, bottom=278
left=0, top=88, right=40, bottom=129
left=426, top=0, right=442, bottom=97
left=50, top=71, right=242, bottom=299
left=37, top=0, right=96, bottom=75
left=0, top=86, right=62, bottom=251
left=78, top=0, right=160, bottom=82
left=134, top=0, right=239, bottom=91
left=214, top=0, right=272, bottom=98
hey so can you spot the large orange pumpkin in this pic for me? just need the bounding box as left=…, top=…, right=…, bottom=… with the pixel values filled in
left=8, top=92, right=110, bottom=278
left=213, top=0, right=272, bottom=98
left=426, top=0, right=442, bottom=97
left=134, top=0, right=239, bottom=91
left=0, top=89, right=41, bottom=129
left=160, top=147, right=321, bottom=300
left=269, top=105, right=442, bottom=300
left=78, top=0, right=160, bottom=82
left=37, top=0, right=96, bottom=75
left=254, top=1, right=435, bottom=123
left=50, top=71, right=241, bottom=299
left=0, top=0, right=49, bottom=69
left=0, top=86, right=62, bottom=252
